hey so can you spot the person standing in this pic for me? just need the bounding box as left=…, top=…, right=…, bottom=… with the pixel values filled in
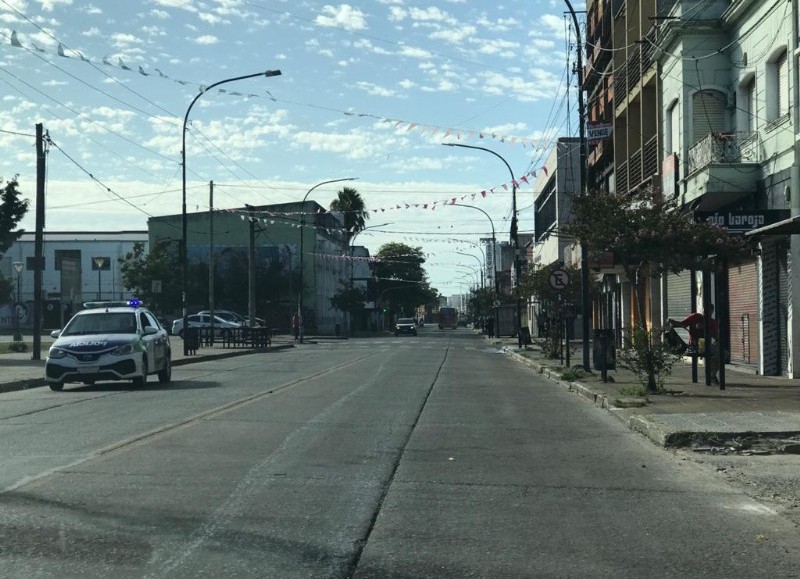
left=291, top=312, right=301, bottom=341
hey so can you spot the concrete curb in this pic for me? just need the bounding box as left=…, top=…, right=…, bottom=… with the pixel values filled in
left=503, top=347, right=676, bottom=447
left=0, top=343, right=295, bottom=394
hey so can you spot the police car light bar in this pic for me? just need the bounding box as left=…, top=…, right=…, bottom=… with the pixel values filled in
left=83, top=299, right=144, bottom=309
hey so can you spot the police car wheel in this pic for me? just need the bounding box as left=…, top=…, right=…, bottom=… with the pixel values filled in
left=158, top=357, right=171, bottom=384
left=49, top=382, right=64, bottom=392
left=133, top=358, right=148, bottom=387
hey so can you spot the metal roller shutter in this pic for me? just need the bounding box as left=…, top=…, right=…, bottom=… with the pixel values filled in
left=667, top=271, right=692, bottom=322
left=727, top=259, right=759, bottom=366
left=778, top=247, right=789, bottom=373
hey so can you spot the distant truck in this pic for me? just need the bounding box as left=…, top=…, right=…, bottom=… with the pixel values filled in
left=438, top=306, right=458, bottom=330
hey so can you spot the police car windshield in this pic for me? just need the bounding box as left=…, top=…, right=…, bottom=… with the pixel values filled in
left=62, top=312, right=138, bottom=336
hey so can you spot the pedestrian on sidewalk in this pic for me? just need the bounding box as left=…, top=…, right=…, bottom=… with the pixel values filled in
left=668, top=304, right=721, bottom=383
left=291, top=312, right=301, bottom=341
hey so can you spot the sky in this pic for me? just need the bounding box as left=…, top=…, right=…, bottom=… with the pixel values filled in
left=0, top=0, right=583, bottom=296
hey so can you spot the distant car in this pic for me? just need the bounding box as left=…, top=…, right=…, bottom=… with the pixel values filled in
left=394, top=317, right=418, bottom=336
left=171, top=314, right=241, bottom=338
left=197, top=310, right=264, bottom=327
left=45, top=300, right=172, bottom=392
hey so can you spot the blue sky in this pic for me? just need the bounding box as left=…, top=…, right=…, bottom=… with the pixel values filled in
left=0, top=0, right=582, bottom=295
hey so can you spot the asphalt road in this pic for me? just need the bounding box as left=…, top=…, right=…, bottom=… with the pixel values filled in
left=0, top=329, right=799, bottom=578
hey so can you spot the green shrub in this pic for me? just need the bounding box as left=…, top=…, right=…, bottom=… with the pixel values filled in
left=616, top=326, right=680, bottom=393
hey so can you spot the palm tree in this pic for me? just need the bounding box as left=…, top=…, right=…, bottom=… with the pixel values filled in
left=330, top=187, right=368, bottom=243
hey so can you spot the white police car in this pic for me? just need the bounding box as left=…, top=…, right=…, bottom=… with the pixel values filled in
left=45, top=300, right=172, bottom=392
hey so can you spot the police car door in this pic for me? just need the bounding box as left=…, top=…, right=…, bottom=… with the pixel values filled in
left=140, top=311, right=162, bottom=370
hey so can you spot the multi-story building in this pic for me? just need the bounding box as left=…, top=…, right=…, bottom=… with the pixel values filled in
left=529, top=138, right=583, bottom=337
left=583, top=0, right=799, bottom=376
left=2, top=231, right=148, bottom=329
left=657, top=0, right=796, bottom=376
left=148, top=201, right=351, bottom=336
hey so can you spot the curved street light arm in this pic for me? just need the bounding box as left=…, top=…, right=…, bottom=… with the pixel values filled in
left=181, top=69, right=282, bottom=355
left=298, top=176, right=358, bottom=342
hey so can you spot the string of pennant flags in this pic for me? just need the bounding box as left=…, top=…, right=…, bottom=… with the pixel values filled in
left=6, top=30, right=555, bottom=151
left=218, top=165, right=545, bottom=226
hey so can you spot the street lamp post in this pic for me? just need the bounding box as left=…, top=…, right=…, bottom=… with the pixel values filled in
left=449, top=202, right=500, bottom=337
left=13, top=261, right=22, bottom=336
left=455, top=251, right=484, bottom=289
left=93, top=256, right=106, bottom=299
left=444, top=143, right=522, bottom=344
left=298, top=177, right=357, bottom=343
left=181, top=69, right=281, bottom=355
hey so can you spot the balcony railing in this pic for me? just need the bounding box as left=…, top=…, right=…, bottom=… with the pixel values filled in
left=616, top=159, right=629, bottom=194
left=643, top=134, right=659, bottom=181
left=687, top=132, right=759, bottom=175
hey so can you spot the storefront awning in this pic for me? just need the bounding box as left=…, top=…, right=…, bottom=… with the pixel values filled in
left=745, top=215, right=800, bottom=237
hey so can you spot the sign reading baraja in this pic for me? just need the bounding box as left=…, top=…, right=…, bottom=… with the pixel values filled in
left=694, top=210, right=790, bottom=234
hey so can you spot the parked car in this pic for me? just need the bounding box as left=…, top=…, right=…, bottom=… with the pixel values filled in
left=45, top=299, right=172, bottom=392
left=394, top=317, right=418, bottom=336
left=171, top=314, right=241, bottom=338
left=197, top=310, right=264, bottom=327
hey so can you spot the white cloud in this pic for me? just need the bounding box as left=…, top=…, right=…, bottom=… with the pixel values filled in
left=111, top=33, right=142, bottom=47
left=355, top=81, right=399, bottom=98
left=198, top=12, right=224, bottom=24
left=398, top=46, right=431, bottom=59
left=194, top=34, right=219, bottom=44
left=150, top=9, right=170, bottom=19
left=292, top=128, right=408, bottom=160
left=82, top=26, right=100, bottom=37
left=35, top=0, right=72, bottom=11
left=315, top=4, right=367, bottom=31
left=429, top=25, right=475, bottom=44
left=152, top=0, right=196, bottom=11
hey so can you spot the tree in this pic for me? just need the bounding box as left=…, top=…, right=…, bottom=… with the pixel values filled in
left=374, top=242, right=437, bottom=316
left=0, top=177, right=30, bottom=305
left=119, top=241, right=182, bottom=316
left=330, top=187, right=368, bottom=243
left=562, top=187, right=751, bottom=392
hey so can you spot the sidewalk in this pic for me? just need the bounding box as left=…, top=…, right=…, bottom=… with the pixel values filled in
left=0, top=333, right=296, bottom=394
left=491, top=333, right=800, bottom=450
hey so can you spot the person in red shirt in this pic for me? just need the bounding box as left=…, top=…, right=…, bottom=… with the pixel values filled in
left=668, top=304, right=720, bottom=383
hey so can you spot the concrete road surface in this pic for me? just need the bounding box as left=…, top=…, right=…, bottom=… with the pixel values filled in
left=0, top=328, right=798, bottom=578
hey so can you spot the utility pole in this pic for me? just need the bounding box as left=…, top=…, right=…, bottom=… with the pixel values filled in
left=245, top=204, right=257, bottom=327
left=208, top=181, right=215, bottom=325
left=32, top=123, right=45, bottom=360
left=564, top=0, right=591, bottom=371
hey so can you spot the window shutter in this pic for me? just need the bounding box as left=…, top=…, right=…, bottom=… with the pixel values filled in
left=777, top=51, right=788, bottom=117
left=670, top=102, right=680, bottom=154
left=692, top=90, right=726, bottom=145
left=746, top=78, right=756, bottom=132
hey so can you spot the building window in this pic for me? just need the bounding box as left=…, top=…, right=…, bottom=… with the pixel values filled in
left=736, top=75, right=757, bottom=133
left=666, top=99, right=680, bottom=154
left=692, top=90, right=726, bottom=145
left=767, top=48, right=789, bottom=122
left=55, top=249, right=81, bottom=271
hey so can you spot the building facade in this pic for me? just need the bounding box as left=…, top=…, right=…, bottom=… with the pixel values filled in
left=582, top=0, right=800, bottom=376
left=2, top=231, right=148, bottom=329
left=148, top=201, right=352, bottom=336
